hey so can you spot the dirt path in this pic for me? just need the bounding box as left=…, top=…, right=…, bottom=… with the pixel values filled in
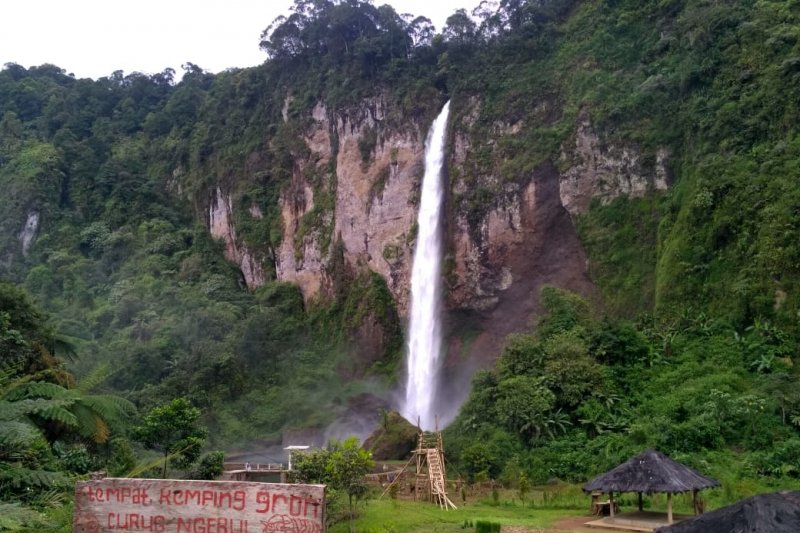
left=546, top=515, right=597, bottom=532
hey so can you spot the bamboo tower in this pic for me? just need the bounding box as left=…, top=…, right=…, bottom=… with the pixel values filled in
left=381, top=418, right=457, bottom=510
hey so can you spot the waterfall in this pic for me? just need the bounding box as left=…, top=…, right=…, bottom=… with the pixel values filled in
left=402, top=101, right=450, bottom=430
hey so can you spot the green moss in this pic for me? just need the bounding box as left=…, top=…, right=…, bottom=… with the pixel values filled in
left=576, top=195, right=662, bottom=317
left=358, top=126, right=378, bottom=164
left=369, top=165, right=391, bottom=204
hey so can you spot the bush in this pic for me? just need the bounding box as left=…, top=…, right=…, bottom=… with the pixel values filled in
left=194, top=451, right=225, bottom=480
left=475, top=520, right=501, bottom=533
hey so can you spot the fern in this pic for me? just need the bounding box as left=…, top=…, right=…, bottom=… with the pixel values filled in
left=0, top=502, right=50, bottom=531
left=0, top=464, right=66, bottom=490
left=0, top=421, right=41, bottom=452
left=70, top=403, right=110, bottom=443
left=1, top=380, right=134, bottom=443
left=75, top=363, right=113, bottom=393
left=4, top=381, right=69, bottom=401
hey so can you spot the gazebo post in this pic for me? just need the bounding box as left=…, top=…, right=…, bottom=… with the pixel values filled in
left=667, top=493, right=673, bottom=524
left=609, top=491, right=615, bottom=517
left=693, top=489, right=698, bottom=515
left=638, top=492, right=643, bottom=511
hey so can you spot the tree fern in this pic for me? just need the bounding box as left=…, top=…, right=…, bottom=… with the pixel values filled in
left=0, top=420, right=41, bottom=456
left=2, top=378, right=134, bottom=443
left=0, top=465, right=65, bottom=490
left=75, top=363, right=112, bottom=394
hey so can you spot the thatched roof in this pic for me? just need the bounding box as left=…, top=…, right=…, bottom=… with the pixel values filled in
left=654, top=491, right=800, bottom=533
left=582, top=449, right=719, bottom=494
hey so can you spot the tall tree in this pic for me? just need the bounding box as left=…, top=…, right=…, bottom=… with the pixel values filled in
left=292, top=437, right=373, bottom=533
left=132, top=397, right=208, bottom=478
left=326, top=437, right=374, bottom=533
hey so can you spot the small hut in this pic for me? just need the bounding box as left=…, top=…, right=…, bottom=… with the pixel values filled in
left=583, top=449, right=719, bottom=529
left=654, top=490, right=800, bottom=533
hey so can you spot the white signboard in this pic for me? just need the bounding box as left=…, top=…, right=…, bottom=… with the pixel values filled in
left=73, top=478, right=325, bottom=532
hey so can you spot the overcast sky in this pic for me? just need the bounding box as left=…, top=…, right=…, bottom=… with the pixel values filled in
left=1, top=0, right=476, bottom=80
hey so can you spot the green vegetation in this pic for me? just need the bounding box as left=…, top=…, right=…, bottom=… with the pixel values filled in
left=329, top=495, right=576, bottom=533
left=291, top=437, right=375, bottom=532
left=3, top=0, right=800, bottom=529
left=0, top=282, right=133, bottom=528
left=444, top=287, right=800, bottom=506
left=131, top=397, right=208, bottom=478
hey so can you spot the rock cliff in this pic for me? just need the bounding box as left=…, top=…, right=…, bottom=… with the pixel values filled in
left=204, top=96, right=669, bottom=377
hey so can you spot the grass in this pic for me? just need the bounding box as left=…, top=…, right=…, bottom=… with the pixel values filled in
left=331, top=498, right=572, bottom=533
left=329, top=476, right=800, bottom=533
left=330, top=489, right=587, bottom=533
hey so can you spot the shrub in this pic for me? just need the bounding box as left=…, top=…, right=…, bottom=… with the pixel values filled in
left=475, top=520, right=501, bottom=533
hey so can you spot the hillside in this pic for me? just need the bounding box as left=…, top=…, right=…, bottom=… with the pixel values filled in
left=1, top=0, right=800, bottom=512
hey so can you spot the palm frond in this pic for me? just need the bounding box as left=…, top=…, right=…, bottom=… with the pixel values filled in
left=1, top=398, right=74, bottom=421
left=70, top=403, right=110, bottom=443
left=78, top=394, right=136, bottom=421
left=26, top=400, right=79, bottom=427
left=0, top=420, right=42, bottom=451
left=29, top=487, right=68, bottom=508
left=4, top=381, right=73, bottom=401
left=0, top=464, right=66, bottom=490
left=75, top=363, right=112, bottom=393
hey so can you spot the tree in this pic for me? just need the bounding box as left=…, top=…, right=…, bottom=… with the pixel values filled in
left=132, top=397, right=208, bottom=478
left=326, top=437, right=374, bottom=533
left=442, top=9, right=478, bottom=45
left=291, top=437, right=373, bottom=533
left=0, top=366, right=135, bottom=498
left=495, top=376, right=555, bottom=441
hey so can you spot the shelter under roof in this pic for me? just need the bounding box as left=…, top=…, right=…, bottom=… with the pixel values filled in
left=583, top=449, right=719, bottom=495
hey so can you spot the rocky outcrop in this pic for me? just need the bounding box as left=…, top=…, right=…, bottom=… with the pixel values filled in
left=198, top=94, right=672, bottom=425
left=213, top=97, right=670, bottom=315
left=438, top=159, right=597, bottom=425
left=275, top=98, right=425, bottom=312
left=18, top=211, right=39, bottom=256
left=331, top=100, right=422, bottom=313
left=207, top=97, right=669, bottom=365
left=559, top=113, right=670, bottom=215
left=274, top=104, right=329, bottom=300
left=208, top=187, right=267, bottom=288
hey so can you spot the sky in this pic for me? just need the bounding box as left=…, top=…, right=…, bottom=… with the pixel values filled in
left=1, top=0, right=476, bottom=80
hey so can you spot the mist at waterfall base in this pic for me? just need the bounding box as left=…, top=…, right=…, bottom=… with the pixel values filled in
left=401, top=101, right=451, bottom=431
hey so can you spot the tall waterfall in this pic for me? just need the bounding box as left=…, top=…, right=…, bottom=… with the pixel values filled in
left=402, top=101, right=450, bottom=430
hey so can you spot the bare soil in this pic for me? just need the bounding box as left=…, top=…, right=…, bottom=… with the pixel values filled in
left=493, top=516, right=596, bottom=533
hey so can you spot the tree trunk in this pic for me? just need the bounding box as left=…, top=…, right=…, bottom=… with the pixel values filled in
left=163, top=451, right=168, bottom=479
left=348, top=493, right=354, bottom=533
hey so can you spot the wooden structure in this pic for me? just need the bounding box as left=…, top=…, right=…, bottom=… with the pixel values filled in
left=73, top=478, right=325, bottom=532
left=379, top=423, right=457, bottom=510
left=583, top=449, right=719, bottom=529
left=654, top=490, right=800, bottom=532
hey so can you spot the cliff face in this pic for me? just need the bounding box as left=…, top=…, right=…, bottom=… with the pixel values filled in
left=205, top=96, right=669, bottom=372
left=275, top=99, right=423, bottom=313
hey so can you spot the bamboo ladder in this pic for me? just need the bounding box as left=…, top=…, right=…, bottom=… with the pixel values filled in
left=380, top=419, right=457, bottom=510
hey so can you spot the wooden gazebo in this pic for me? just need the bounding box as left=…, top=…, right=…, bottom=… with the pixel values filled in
left=655, top=490, right=800, bottom=532
left=583, top=449, right=719, bottom=526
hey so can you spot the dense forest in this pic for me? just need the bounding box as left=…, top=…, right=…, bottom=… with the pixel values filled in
left=2, top=0, right=800, bottom=529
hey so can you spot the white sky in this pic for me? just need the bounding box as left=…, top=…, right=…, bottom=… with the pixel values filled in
left=1, top=0, right=476, bottom=80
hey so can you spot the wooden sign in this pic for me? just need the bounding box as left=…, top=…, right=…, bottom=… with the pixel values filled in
left=73, top=478, right=325, bottom=533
